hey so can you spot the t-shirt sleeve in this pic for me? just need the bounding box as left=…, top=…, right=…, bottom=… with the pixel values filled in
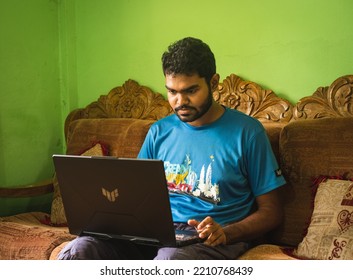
left=137, top=127, right=154, bottom=159
left=245, top=129, right=286, bottom=196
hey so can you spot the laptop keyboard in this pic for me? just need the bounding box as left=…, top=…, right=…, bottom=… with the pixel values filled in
left=175, top=233, right=200, bottom=241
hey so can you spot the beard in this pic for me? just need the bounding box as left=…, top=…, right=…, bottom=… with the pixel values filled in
left=174, top=90, right=213, bottom=123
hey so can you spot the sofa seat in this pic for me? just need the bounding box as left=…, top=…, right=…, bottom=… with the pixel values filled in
left=238, top=244, right=298, bottom=260
left=49, top=242, right=299, bottom=261
left=0, top=212, right=73, bottom=260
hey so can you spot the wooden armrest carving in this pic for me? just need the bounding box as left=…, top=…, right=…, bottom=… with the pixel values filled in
left=294, top=75, right=353, bottom=119
left=65, top=79, right=173, bottom=139
left=0, top=179, right=54, bottom=198
left=214, top=74, right=293, bottom=122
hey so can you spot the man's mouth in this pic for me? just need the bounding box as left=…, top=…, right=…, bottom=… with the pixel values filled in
left=177, top=109, right=191, bottom=115
left=175, top=106, right=193, bottom=114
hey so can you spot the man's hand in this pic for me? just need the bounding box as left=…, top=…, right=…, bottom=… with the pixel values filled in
left=188, top=216, right=226, bottom=246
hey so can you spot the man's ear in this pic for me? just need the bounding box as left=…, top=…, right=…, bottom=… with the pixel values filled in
left=210, top=74, right=220, bottom=91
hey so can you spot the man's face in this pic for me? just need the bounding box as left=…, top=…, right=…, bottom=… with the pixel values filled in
left=165, top=73, right=215, bottom=126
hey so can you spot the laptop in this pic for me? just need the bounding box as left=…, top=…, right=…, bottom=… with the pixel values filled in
left=52, top=154, right=204, bottom=247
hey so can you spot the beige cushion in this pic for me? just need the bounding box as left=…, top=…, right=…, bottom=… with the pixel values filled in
left=293, top=179, right=353, bottom=260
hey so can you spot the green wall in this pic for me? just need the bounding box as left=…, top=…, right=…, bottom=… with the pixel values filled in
left=1, top=0, right=353, bottom=214
left=0, top=0, right=63, bottom=187
left=73, top=0, right=353, bottom=107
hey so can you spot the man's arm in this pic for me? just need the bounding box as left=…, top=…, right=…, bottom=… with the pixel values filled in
left=223, top=188, right=283, bottom=244
left=188, top=188, right=283, bottom=246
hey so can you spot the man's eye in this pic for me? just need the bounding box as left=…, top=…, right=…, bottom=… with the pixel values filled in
left=183, top=87, right=196, bottom=94
left=168, top=90, right=177, bottom=95
left=187, top=88, right=198, bottom=94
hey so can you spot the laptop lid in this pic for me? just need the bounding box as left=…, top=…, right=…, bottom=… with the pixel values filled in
left=52, top=155, right=178, bottom=247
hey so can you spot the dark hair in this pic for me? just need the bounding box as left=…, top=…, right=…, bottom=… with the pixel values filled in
left=162, top=37, right=216, bottom=85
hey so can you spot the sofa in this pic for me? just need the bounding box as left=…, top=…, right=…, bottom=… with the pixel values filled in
left=1, top=74, right=352, bottom=260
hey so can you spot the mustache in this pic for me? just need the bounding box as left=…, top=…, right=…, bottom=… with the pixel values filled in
left=175, top=105, right=194, bottom=111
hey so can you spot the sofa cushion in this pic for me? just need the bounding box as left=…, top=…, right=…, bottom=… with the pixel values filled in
left=0, top=212, right=74, bottom=260
left=272, top=117, right=353, bottom=246
left=293, top=178, right=353, bottom=260
left=261, top=122, right=285, bottom=163
left=238, top=244, right=298, bottom=260
left=66, top=118, right=155, bottom=158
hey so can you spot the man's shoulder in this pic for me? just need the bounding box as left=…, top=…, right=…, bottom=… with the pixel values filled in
left=149, top=114, right=178, bottom=131
left=224, top=108, right=263, bottom=128
left=154, top=114, right=177, bottom=125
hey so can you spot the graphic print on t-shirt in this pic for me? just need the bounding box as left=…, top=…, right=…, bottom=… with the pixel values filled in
left=164, top=154, right=220, bottom=204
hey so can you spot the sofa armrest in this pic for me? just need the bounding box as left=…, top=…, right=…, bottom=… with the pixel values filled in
left=0, top=179, right=54, bottom=198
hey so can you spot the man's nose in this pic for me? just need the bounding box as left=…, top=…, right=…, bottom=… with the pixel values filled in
left=176, top=93, right=189, bottom=106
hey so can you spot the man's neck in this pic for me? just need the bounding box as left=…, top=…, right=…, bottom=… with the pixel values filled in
left=187, top=102, right=225, bottom=127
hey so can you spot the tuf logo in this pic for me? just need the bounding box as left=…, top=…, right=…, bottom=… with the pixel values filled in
left=102, top=188, right=119, bottom=202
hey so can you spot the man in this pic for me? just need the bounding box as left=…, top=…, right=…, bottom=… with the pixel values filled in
left=58, top=37, right=285, bottom=260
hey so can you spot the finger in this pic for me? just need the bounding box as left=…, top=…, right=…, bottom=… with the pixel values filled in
left=198, top=223, right=218, bottom=239
left=187, top=219, right=199, bottom=227
left=205, top=230, right=226, bottom=246
left=202, top=225, right=226, bottom=245
left=197, top=216, right=213, bottom=229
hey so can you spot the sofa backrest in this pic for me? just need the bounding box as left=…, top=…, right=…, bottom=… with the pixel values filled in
left=64, top=74, right=293, bottom=160
left=269, top=74, right=353, bottom=246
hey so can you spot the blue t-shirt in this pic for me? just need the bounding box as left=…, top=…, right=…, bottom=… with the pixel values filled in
left=138, top=107, right=285, bottom=226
